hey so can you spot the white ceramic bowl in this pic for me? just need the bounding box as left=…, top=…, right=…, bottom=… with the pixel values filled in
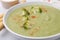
left=3, top=2, right=60, bottom=40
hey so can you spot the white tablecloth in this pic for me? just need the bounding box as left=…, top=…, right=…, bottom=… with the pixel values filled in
left=0, top=0, right=60, bottom=40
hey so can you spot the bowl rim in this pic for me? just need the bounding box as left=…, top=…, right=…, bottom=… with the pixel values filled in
left=3, top=2, right=60, bottom=39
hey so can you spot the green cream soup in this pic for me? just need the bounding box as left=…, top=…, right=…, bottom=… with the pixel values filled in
left=6, top=5, right=60, bottom=37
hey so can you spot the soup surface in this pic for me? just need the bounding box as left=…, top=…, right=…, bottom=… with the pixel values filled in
left=6, top=5, right=60, bottom=37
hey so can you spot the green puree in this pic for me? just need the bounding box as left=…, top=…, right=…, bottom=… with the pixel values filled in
left=6, top=5, right=60, bottom=37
